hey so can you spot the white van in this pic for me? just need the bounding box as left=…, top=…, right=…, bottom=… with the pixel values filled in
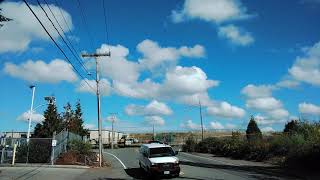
left=138, top=143, right=180, bottom=177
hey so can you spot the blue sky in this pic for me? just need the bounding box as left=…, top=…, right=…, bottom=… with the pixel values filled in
left=1, top=0, right=320, bottom=133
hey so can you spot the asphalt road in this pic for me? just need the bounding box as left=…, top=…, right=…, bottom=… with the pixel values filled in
left=104, top=147, right=302, bottom=180
left=0, top=148, right=304, bottom=180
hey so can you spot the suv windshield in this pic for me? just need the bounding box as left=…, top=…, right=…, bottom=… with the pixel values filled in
left=149, top=147, right=175, bottom=158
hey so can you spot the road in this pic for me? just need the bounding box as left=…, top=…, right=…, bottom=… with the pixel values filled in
left=104, top=147, right=302, bottom=180
left=0, top=147, right=303, bottom=180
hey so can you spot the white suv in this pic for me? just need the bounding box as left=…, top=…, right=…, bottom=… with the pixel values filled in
left=138, top=143, right=180, bottom=177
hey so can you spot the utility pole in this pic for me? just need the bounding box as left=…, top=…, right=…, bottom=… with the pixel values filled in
left=27, top=85, right=35, bottom=143
left=152, top=123, right=155, bottom=141
left=109, top=113, right=117, bottom=149
left=82, top=52, right=110, bottom=167
left=199, top=99, right=204, bottom=141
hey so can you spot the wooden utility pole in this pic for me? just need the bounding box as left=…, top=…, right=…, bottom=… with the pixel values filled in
left=109, top=113, right=117, bottom=149
left=199, top=99, right=204, bottom=141
left=82, top=52, right=110, bottom=167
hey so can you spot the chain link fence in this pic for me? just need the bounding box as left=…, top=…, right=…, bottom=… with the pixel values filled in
left=0, top=137, right=52, bottom=164
left=52, top=130, right=82, bottom=162
left=0, top=130, right=83, bottom=165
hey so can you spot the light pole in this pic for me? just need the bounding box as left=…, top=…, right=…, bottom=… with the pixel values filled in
left=27, top=85, right=35, bottom=143
left=26, top=95, right=55, bottom=142
left=26, top=96, right=55, bottom=164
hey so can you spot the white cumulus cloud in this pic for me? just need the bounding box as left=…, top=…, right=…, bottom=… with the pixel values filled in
left=0, top=1, right=73, bottom=53
left=96, top=44, right=140, bottom=83
left=144, top=116, right=165, bottom=126
left=299, top=102, right=320, bottom=115
left=241, top=84, right=274, bottom=98
left=125, top=100, right=173, bottom=116
left=268, top=109, right=289, bottom=120
left=218, top=25, right=254, bottom=46
left=17, top=110, right=44, bottom=123
left=261, top=126, right=275, bottom=132
left=4, top=59, right=78, bottom=83
left=242, top=83, right=290, bottom=122
left=246, top=97, right=282, bottom=111
left=210, top=121, right=224, bottom=129
left=184, top=120, right=202, bottom=130
left=207, top=101, right=245, bottom=119
left=171, top=0, right=250, bottom=23
left=137, top=39, right=205, bottom=69
left=288, top=41, right=320, bottom=86
left=254, top=115, right=287, bottom=125
left=161, top=66, right=219, bottom=96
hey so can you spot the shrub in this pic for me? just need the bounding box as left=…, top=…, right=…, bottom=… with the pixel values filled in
left=269, top=134, right=290, bottom=156
left=16, top=140, right=51, bottom=163
left=246, top=141, right=270, bottom=161
left=182, top=136, right=197, bottom=152
left=182, top=120, right=320, bottom=169
left=69, top=140, right=92, bottom=155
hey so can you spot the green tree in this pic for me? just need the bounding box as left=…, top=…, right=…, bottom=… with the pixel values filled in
left=65, top=100, right=88, bottom=137
left=246, top=116, right=262, bottom=142
left=33, top=102, right=63, bottom=138
left=62, top=102, right=74, bottom=131
left=74, top=100, right=89, bottom=136
left=33, top=123, right=45, bottom=138
left=0, top=8, right=12, bottom=28
left=283, top=120, right=299, bottom=135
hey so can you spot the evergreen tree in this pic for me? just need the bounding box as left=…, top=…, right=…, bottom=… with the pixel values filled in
left=62, top=102, right=74, bottom=131
left=33, top=102, right=63, bottom=138
left=74, top=100, right=89, bottom=136
left=33, top=123, right=44, bottom=138
left=246, top=116, right=262, bottom=142
left=64, top=100, right=88, bottom=136
left=284, top=120, right=299, bottom=135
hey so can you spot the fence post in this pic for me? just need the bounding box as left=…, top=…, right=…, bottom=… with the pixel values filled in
left=12, top=143, right=17, bottom=166
left=0, top=147, right=4, bottom=164
left=51, top=131, right=56, bottom=165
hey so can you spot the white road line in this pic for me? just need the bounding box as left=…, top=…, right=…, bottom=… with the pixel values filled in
left=104, top=151, right=127, bottom=169
left=180, top=152, right=239, bottom=166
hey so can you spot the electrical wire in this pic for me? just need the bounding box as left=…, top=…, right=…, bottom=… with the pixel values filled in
left=23, top=0, right=95, bottom=93
left=42, top=0, right=91, bottom=75
left=54, top=0, right=79, bottom=45
left=75, top=0, right=95, bottom=51
left=102, top=0, right=111, bottom=53
left=37, top=0, right=91, bottom=77
left=53, top=0, right=93, bottom=77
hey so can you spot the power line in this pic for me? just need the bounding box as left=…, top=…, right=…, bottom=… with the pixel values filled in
left=54, top=0, right=92, bottom=75
left=42, top=0, right=91, bottom=75
left=75, top=0, right=95, bottom=51
left=37, top=0, right=91, bottom=76
left=53, top=0, right=78, bottom=43
left=23, top=0, right=95, bottom=92
left=102, top=0, right=111, bottom=53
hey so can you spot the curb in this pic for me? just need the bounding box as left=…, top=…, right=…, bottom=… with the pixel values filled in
left=0, top=163, right=90, bottom=169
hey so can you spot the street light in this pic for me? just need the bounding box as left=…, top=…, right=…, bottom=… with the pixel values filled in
left=26, top=88, right=55, bottom=142
left=27, top=85, right=35, bottom=143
